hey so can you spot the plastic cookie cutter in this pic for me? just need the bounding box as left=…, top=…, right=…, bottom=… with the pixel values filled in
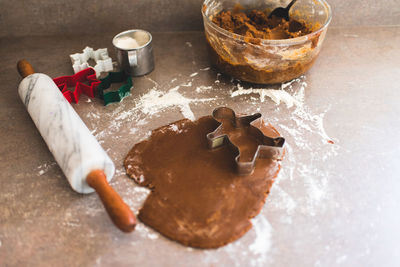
left=97, top=71, right=133, bottom=105
left=207, top=107, right=285, bottom=175
left=70, top=46, right=113, bottom=77
left=53, top=67, right=101, bottom=103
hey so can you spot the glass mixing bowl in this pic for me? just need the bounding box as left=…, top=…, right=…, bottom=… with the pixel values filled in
left=202, top=0, right=332, bottom=84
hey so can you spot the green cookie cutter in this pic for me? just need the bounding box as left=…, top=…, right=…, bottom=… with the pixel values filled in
left=97, top=71, right=133, bottom=105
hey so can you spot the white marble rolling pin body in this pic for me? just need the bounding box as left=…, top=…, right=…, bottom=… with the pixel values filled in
left=18, top=73, right=115, bottom=194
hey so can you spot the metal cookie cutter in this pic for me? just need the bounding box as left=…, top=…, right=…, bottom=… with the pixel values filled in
left=207, top=107, right=285, bottom=175
left=97, top=71, right=133, bottom=105
left=53, top=68, right=101, bottom=103
left=70, top=46, right=113, bottom=77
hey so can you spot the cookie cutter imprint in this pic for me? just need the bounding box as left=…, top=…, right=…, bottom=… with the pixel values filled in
left=97, top=71, right=133, bottom=105
left=70, top=47, right=113, bottom=77
left=207, top=107, right=285, bottom=175
left=53, top=67, right=101, bottom=103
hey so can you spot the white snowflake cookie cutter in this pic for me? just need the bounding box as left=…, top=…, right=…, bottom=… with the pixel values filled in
left=70, top=46, right=113, bottom=77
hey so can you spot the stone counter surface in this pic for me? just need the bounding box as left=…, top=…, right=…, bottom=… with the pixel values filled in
left=1, top=23, right=400, bottom=267
left=1, top=0, right=399, bottom=37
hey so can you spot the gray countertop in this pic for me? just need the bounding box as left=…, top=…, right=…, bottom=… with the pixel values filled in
left=1, top=26, right=400, bottom=266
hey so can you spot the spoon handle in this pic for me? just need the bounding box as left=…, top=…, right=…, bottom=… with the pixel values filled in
left=286, top=0, right=298, bottom=10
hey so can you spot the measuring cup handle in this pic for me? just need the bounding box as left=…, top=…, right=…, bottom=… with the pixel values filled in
left=128, top=50, right=138, bottom=67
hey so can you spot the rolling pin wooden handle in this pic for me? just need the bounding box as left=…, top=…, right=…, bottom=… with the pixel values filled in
left=86, top=170, right=136, bottom=232
left=17, top=59, right=35, bottom=78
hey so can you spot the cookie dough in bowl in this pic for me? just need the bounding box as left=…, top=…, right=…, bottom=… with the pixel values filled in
left=202, top=0, right=332, bottom=84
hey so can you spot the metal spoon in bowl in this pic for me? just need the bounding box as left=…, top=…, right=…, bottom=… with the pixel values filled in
left=268, top=0, right=298, bottom=21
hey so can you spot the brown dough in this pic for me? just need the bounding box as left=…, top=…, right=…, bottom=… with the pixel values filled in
left=124, top=116, right=282, bottom=248
left=211, top=9, right=312, bottom=40
left=206, top=6, right=322, bottom=84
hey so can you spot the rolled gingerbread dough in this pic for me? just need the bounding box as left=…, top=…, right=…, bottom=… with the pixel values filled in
left=124, top=116, right=282, bottom=248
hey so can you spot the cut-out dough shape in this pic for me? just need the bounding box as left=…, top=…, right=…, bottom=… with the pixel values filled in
left=70, top=46, right=113, bottom=77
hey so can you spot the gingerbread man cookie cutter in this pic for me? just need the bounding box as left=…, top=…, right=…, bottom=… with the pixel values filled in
left=207, top=107, right=285, bottom=175
left=70, top=47, right=113, bottom=77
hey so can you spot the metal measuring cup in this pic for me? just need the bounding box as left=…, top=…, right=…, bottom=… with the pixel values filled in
left=112, top=29, right=154, bottom=76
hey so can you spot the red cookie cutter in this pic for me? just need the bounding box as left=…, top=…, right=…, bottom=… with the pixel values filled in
left=53, top=68, right=101, bottom=103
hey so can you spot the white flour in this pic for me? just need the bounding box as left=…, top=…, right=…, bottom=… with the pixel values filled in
left=195, top=85, right=213, bottom=93
left=231, top=84, right=300, bottom=108
left=134, top=86, right=215, bottom=121
left=135, top=223, right=160, bottom=240
left=125, top=77, right=214, bottom=120
left=36, top=162, right=57, bottom=176
left=89, top=74, right=219, bottom=141
left=249, top=215, right=273, bottom=265
left=114, top=36, right=140, bottom=49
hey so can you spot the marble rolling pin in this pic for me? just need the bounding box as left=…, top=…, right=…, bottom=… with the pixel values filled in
left=17, top=60, right=136, bottom=232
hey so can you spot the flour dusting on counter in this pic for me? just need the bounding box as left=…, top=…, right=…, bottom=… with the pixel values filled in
left=230, top=77, right=339, bottom=217
left=134, top=86, right=215, bottom=121
left=87, top=71, right=220, bottom=142
left=195, top=85, right=213, bottom=93
left=231, top=83, right=300, bottom=108
left=135, top=223, right=160, bottom=240
left=249, top=215, right=273, bottom=265
left=36, top=162, right=57, bottom=176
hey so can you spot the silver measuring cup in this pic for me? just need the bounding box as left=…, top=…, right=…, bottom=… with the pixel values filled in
left=112, top=29, right=154, bottom=76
